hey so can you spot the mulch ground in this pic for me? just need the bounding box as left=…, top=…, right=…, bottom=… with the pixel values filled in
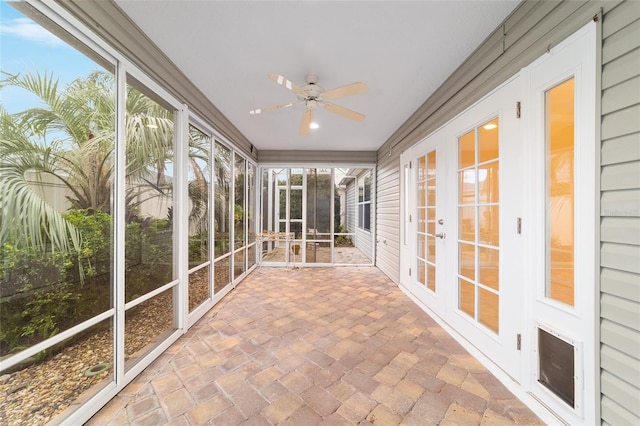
left=0, top=269, right=211, bottom=425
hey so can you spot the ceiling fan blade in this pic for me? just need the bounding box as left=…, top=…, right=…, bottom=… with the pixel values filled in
left=299, top=108, right=313, bottom=136
left=250, top=101, right=300, bottom=115
left=268, top=74, right=305, bottom=96
left=322, top=102, right=365, bottom=122
left=321, top=82, right=368, bottom=100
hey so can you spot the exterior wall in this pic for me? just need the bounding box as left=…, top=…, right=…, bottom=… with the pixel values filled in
left=376, top=1, right=640, bottom=424
left=345, top=180, right=356, bottom=234
left=355, top=170, right=373, bottom=262
left=375, top=0, right=615, bottom=284
left=599, top=2, right=640, bottom=424
left=374, top=1, right=639, bottom=424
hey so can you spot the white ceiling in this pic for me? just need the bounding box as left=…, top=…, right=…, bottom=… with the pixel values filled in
left=115, top=1, right=520, bottom=152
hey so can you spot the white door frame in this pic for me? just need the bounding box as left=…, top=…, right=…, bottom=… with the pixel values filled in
left=522, top=22, right=597, bottom=425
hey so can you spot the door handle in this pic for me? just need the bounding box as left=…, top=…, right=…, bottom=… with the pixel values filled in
left=434, top=232, right=445, bottom=239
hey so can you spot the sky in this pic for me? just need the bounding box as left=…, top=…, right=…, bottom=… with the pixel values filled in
left=0, top=0, right=97, bottom=113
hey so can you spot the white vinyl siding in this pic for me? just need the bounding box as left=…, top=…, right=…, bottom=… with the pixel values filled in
left=600, top=2, right=640, bottom=425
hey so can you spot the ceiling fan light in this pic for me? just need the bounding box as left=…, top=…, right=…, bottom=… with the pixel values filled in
left=310, top=122, right=320, bottom=129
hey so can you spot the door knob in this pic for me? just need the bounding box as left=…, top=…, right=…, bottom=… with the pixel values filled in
left=434, top=232, right=445, bottom=239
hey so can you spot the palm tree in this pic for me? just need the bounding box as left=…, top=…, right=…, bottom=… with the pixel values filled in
left=0, top=69, right=174, bottom=254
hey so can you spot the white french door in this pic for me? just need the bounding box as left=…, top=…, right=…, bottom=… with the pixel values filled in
left=400, top=131, right=449, bottom=319
left=446, top=76, right=523, bottom=382
left=400, top=75, right=523, bottom=383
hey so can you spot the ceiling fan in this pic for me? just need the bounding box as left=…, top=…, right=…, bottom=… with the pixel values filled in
left=250, top=74, right=368, bottom=136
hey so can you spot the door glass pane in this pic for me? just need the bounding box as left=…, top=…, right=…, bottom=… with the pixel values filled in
left=479, top=288, right=499, bottom=333
left=459, top=279, right=475, bottom=318
left=459, top=169, right=476, bottom=204
left=479, top=162, right=499, bottom=204
left=459, top=243, right=475, bottom=280
left=426, top=264, right=436, bottom=292
left=459, top=207, right=475, bottom=242
left=457, top=118, right=500, bottom=333
left=417, top=155, right=427, bottom=287
left=426, top=236, right=436, bottom=265
left=478, top=206, right=499, bottom=246
left=479, top=246, right=499, bottom=290
left=546, top=78, right=575, bottom=306
left=403, top=164, right=410, bottom=245
left=417, top=150, right=438, bottom=293
left=479, top=118, right=499, bottom=163
left=459, top=130, right=475, bottom=169
left=417, top=260, right=426, bottom=285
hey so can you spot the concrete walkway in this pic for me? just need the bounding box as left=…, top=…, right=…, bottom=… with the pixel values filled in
left=87, top=267, right=543, bottom=425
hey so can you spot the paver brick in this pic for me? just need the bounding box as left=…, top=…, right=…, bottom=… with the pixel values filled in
left=88, top=267, right=542, bottom=426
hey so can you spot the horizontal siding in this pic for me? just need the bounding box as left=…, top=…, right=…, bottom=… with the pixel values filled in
left=601, top=319, right=640, bottom=359
left=601, top=268, right=640, bottom=302
left=601, top=160, right=640, bottom=191
left=600, top=345, right=640, bottom=388
left=602, top=48, right=640, bottom=90
left=601, top=133, right=640, bottom=165
left=601, top=371, right=640, bottom=414
left=601, top=242, right=640, bottom=274
left=601, top=395, right=640, bottom=425
left=601, top=217, right=640, bottom=245
left=601, top=293, right=640, bottom=331
left=374, top=152, right=401, bottom=283
left=602, top=0, right=640, bottom=38
left=600, top=188, right=640, bottom=217
left=601, top=75, right=640, bottom=114
left=600, top=6, right=640, bottom=415
left=602, top=16, right=640, bottom=64
left=601, top=103, right=640, bottom=140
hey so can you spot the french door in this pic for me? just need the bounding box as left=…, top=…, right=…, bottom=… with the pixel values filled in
left=400, top=76, right=522, bottom=382
left=400, top=131, right=449, bottom=319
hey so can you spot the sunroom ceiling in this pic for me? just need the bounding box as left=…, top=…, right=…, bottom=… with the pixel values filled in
left=114, top=1, right=520, bottom=152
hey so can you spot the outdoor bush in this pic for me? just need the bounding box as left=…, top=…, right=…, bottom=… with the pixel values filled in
left=64, top=209, right=112, bottom=286
left=0, top=243, right=66, bottom=298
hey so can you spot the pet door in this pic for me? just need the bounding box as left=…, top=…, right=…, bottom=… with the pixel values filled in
left=537, top=326, right=576, bottom=408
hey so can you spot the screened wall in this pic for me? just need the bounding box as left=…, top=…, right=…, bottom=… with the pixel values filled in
left=0, top=2, right=256, bottom=424
left=259, top=167, right=374, bottom=266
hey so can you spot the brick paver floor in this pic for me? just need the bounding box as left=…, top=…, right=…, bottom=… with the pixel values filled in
left=86, top=267, right=543, bottom=425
